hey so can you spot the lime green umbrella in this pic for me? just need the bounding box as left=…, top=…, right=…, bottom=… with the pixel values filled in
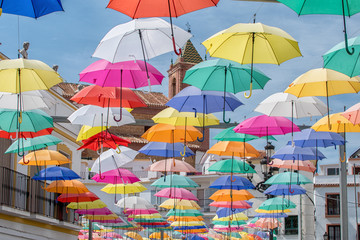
left=151, top=174, right=199, bottom=188
left=214, top=127, right=276, bottom=142
left=277, top=0, right=360, bottom=55
left=208, top=159, right=256, bottom=173
left=212, top=220, right=247, bottom=226
left=258, top=197, right=296, bottom=211
left=166, top=209, right=203, bottom=217
left=5, top=135, right=62, bottom=153
left=264, top=172, right=312, bottom=185
left=323, top=36, right=360, bottom=77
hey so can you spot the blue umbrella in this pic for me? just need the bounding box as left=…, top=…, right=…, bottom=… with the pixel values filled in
left=272, top=145, right=325, bottom=161
left=209, top=175, right=255, bottom=190
left=1, top=0, right=64, bottom=18
left=166, top=86, right=243, bottom=134
left=254, top=213, right=288, bottom=218
left=186, top=234, right=206, bottom=240
left=32, top=166, right=80, bottom=181
left=255, top=231, right=269, bottom=239
left=173, top=226, right=207, bottom=230
left=264, top=184, right=306, bottom=196
left=139, top=141, right=194, bottom=157
left=216, top=205, right=253, bottom=218
left=289, top=128, right=345, bottom=148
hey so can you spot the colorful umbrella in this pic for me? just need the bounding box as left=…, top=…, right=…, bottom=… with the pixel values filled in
left=264, top=172, right=312, bottom=185
left=125, top=232, right=143, bottom=240
left=0, top=90, right=55, bottom=110
left=139, top=141, right=194, bottom=158
left=167, top=216, right=204, bottom=222
left=166, top=209, right=203, bottom=217
left=254, top=218, right=280, bottom=230
left=67, top=200, right=107, bottom=210
left=57, top=192, right=99, bottom=203
left=18, top=149, right=70, bottom=166
left=125, top=208, right=158, bottom=215
left=0, top=128, right=53, bottom=139
left=264, top=184, right=306, bottom=196
left=254, top=213, right=288, bottom=218
left=92, top=168, right=140, bottom=184
left=84, top=214, right=120, bottom=221
left=159, top=199, right=200, bottom=210
left=101, top=182, right=147, bottom=194
left=208, top=159, right=256, bottom=174
left=216, top=207, right=247, bottom=218
left=271, top=145, right=325, bottom=161
left=342, top=102, right=360, bottom=124
left=116, top=196, right=153, bottom=209
left=209, top=201, right=252, bottom=209
left=202, top=22, right=301, bottom=98
left=151, top=174, right=199, bottom=188
left=0, top=0, right=64, bottom=18
left=149, top=232, right=171, bottom=239
left=155, top=188, right=198, bottom=201
left=291, top=128, right=345, bottom=148
left=32, top=166, right=80, bottom=181
left=77, top=125, right=109, bottom=142
left=5, top=135, right=62, bottom=153
left=45, top=180, right=89, bottom=194
left=269, top=159, right=316, bottom=173
left=149, top=159, right=197, bottom=173
left=311, top=113, right=360, bottom=132
left=209, top=176, right=255, bottom=190
left=258, top=197, right=296, bottom=211
left=207, top=141, right=260, bottom=158
left=77, top=131, right=130, bottom=151
left=213, top=127, right=276, bottom=142
left=209, top=189, right=254, bottom=202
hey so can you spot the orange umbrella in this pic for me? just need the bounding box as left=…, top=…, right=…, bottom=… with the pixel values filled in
left=209, top=189, right=254, bottom=202
left=45, top=180, right=89, bottom=194
left=167, top=216, right=204, bottom=222
left=149, top=232, right=171, bottom=239
left=18, top=149, right=71, bottom=166
left=141, top=123, right=202, bottom=143
left=149, top=159, right=197, bottom=172
left=207, top=141, right=260, bottom=158
left=254, top=218, right=281, bottom=230
left=269, top=159, right=316, bottom=173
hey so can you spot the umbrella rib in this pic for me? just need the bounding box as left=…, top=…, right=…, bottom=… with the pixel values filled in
left=351, top=53, right=360, bottom=77
left=260, top=34, right=281, bottom=65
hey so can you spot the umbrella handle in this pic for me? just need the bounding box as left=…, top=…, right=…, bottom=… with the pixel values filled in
left=288, top=184, right=294, bottom=194
left=243, top=161, right=250, bottom=172
left=341, top=0, right=355, bottom=55
left=231, top=173, right=236, bottom=182
left=116, top=145, right=122, bottom=154
left=244, top=82, right=253, bottom=99
left=172, top=36, right=182, bottom=56
left=21, top=154, right=28, bottom=164
left=197, top=136, right=204, bottom=142
left=74, top=213, right=79, bottom=222
left=180, top=145, right=186, bottom=157
left=223, top=109, right=230, bottom=124
left=18, top=111, right=23, bottom=124
left=99, top=171, right=106, bottom=180
left=113, top=108, right=123, bottom=122
left=66, top=207, right=69, bottom=214
left=268, top=160, right=274, bottom=165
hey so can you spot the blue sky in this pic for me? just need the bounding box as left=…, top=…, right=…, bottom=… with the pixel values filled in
left=1, top=0, right=360, bottom=164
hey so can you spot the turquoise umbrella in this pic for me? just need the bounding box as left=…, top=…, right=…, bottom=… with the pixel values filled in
left=166, top=209, right=203, bottom=217
left=214, top=127, right=276, bottom=142
left=264, top=172, right=312, bottom=185
left=323, top=36, right=360, bottom=77
left=151, top=174, right=199, bottom=188
left=5, top=135, right=62, bottom=153
left=208, top=159, right=256, bottom=174
left=258, top=197, right=296, bottom=210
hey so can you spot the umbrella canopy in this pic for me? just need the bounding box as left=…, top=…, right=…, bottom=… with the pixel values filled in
left=79, top=59, right=164, bottom=88
left=258, top=197, right=296, bottom=211
left=155, top=188, right=198, bottom=201
left=342, top=102, right=360, bottom=124
left=57, top=192, right=99, bottom=203
left=0, top=109, right=53, bottom=132
left=0, top=128, right=53, bottom=140
left=207, top=141, right=260, bottom=158
left=32, top=166, right=80, bottom=181
left=151, top=174, right=199, bottom=188
left=272, top=145, right=325, bottom=161
left=255, top=218, right=281, bottom=230
left=84, top=213, right=120, bottom=220
left=0, top=59, right=62, bottom=93
left=77, top=125, right=109, bottom=142
left=208, top=159, right=256, bottom=173
left=149, top=159, right=197, bottom=173
left=0, top=0, right=64, bottom=18
left=149, top=232, right=171, bottom=240
left=141, top=123, right=202, bottom=143
left=91, top=147, right=139, bottom=173
left=264, top=172, right=312, bottom=185
left=159, top=199, right=200, bottom=210
left=6, top=135, right=62, bottom=153
left=311, top=113, right=360, bottom=132
left=291, top=128, right=345, bottom=148
left=125, top=232, right=143, bottom=240
left=18, top=150, right=70, bottom=166
left=101, top=182, right=147, bottom=194
left=116, top=196, right=153, bottom=209
left=234, top=115, right=300, bottom=137
left=254, top=212, right=288, bottom=218
left=264, top=184, right=306, bottom=196
left=92, top=168, right=140, bottom=184
left=77, top=131, right=130, bottom=151
left=45, top=180, right=89, bottom=194
left=68, top=105, right=135, bottom=127
left=210, top=176, right=255, bottom=190
left=216, top=208, right=247, bottom=218
left=213, top=127, right=276, bottom=142
left=171, top=221, right=206, bottom=227
left=269, top=159, right=316, bottom=173
left=209, top=189, right=254, bottom=202
left=167, top=216, right=204, bottom=222
left=71, top=85, right=146, bottom=109
left=254, top=92, right=327, bottom=118
left=166, top=209, right=203, bottom=217
left=0, top=90, right=55, bottom=110
left=139, top=142, right=194, bottom=157
left=209, top=200, right=252, bottom=209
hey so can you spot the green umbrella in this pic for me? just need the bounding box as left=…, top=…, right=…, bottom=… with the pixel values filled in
left=277, top=0, right=360, bottom=55
left=264, top=172, right=312, bottom=185
left=258, top=197, right=296, bottom=211
left=183, top=59, right=270, bottom=122
left=5, top=135, right=62, bottom=153
left=208, top=159, right=256, bottom=173
left=214, top=127, right=276, bottom=142
left=133, top=218, right=165, bottom=222
left=323, top=36, right=360, bottom=77
left=0, top=109, right=53, bottom=133
left=151, top=174, right=199, bottom=188
left=212, top=220, right=247, bottom=226
left=166, top=209, right=203, bottom=217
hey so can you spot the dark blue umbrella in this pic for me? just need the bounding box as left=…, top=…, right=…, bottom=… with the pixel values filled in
left=139, top=141, right=194, bottom=157
left=166, top=86, right=243, bottom=136
left=254, top=212, right=288, bottom=218
left=289, top=128, right=345, bottom=148
left=0, top=0, right=64, bottom=19
left=264, top=184, right=306, bottom=196
left=272, top=145, right=325, bottom=161
left=216, top=205, right=252, bottom=218
left=209, top=175, right=255, bottom=190
left=32, top=166, right=80, bottom=181
left=255, top=231, right=270, bottom=238
left=186, top=234, right=206, bottom=240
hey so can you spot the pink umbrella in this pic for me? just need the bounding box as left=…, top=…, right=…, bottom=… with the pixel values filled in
left=79, top=59, right=164, bottom=89
left=105, top=232, right=123, bottom=238
left=149, top=159, right=198, bottom=173
left=213, top=226, right=244, bottom=232
left=92, top=168, right=141, bottom=184
left=125, top=208, right=159, bottom=215
left=92, top=218, right=123, bottom=223
left=342, top=102, right=360, bottom=124
left=209, top=200, right=252, bottom=209
left=155, top=187, right=198, bottom=201
left=269, top=159, right=316, bottom=173
left=234, top=115, right=300, bottom=137
left=75, top=207, right=113, bottom=215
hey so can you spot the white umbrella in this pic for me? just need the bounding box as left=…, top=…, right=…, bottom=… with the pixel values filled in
left=115, top=196, right=153, bottom=209
left=68, top=105, right=135, bottom=127
left=254, top=92, right=328, bottom=118
left=90, top=147, right=139, bottom=173
left=93, top=17, right=192, bottom=63
left=0, top=90, right=56, bottom=110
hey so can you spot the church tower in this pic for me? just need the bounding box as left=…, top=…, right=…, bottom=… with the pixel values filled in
left=167, top=40, right=203, bottom=98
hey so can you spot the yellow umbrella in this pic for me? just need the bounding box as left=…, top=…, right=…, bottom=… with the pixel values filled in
left=18, top=149, right=71, bottom=166
left=67, top=200, right=107, bottom=209
left=213, top=213, right=248, bottom=221
left=130, top=213, right=163, bottom=219
left=77, top=125, right=108, bottom=141
left=171, top=221, right=206, bottom=227
left=202, top=22, right=301, bottom=98
left=125, top=232, right=143, bottom=240
left=101, top=182, right=147, bottom=194
left=149, top=232, right=171, bottom=239
left=285, top=68, right=360, bottom=127
left=159, top=199, right=200, bottom=210
left=311, top=113, right=360, bottom=133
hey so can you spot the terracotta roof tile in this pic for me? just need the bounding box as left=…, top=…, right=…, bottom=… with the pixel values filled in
left=176, top=40, right=203, bottom=64
left=133, top=90, right=169, bottom=108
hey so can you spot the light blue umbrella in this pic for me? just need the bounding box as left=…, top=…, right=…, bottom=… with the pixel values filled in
left=139, top=141, right=194, bottom=157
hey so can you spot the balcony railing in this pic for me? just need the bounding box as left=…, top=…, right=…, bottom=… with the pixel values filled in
left=0, top=166, right=76, bottom=224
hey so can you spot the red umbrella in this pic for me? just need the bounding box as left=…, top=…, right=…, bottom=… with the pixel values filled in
left=0, top=128, right=53, bottom=139
left=70, top=85, right=146, bottom=109
left=57, top=192, right=100, bottom=203
left=77, top=131, right=130, bottom=151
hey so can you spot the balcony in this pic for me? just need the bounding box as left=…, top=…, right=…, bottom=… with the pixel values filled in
left=0, top=166, right=78, bottom=225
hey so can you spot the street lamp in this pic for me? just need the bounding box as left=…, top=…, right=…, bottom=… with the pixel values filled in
left=246, top=161, right=255, bottom=181
left=323, top=232, right=328, bottom=240
left=265, top=142, right=275, bottom=159
left=260, top=158, right=268, bottom=175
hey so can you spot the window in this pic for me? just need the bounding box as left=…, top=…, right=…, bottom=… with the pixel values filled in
left=354, top=166, right=360, bottom=175
left=285, top=216, right=298, bottom=235
left=326, top=193, right=340, bottom=216
left=327, top=168, right=339, bottom=176
left=328, top=225, right=341, bottom=240
left=172, top=78, right=177, bottom=97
